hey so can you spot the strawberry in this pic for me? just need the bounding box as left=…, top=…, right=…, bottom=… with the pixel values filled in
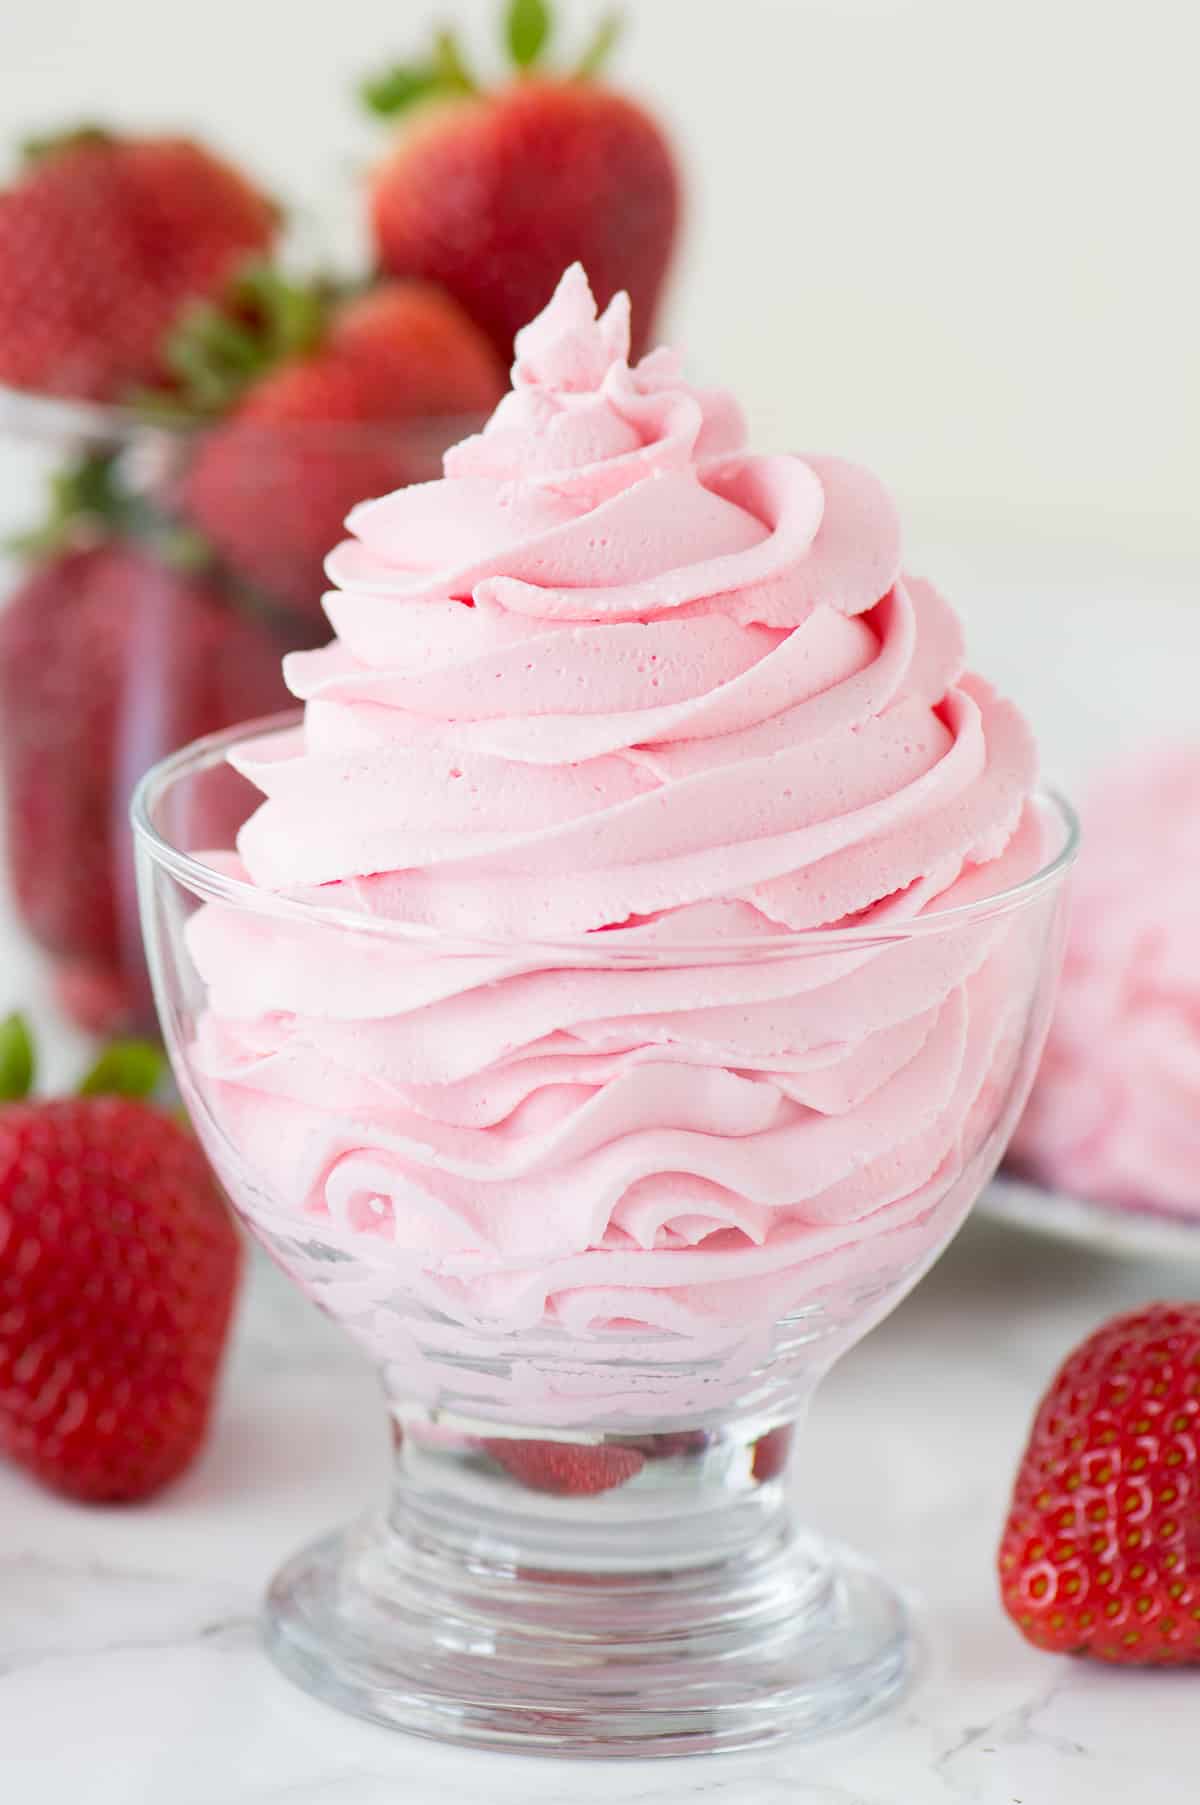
left=0, top=1019, right=241, bottom=1502
left=363, top=2, right=679, bottom=363
left=0, top=129, right=276, bottom=402
left=750, top=1425, right=793, bottom=1483
left=999, top=1303, right=1200, bottom=1665
left=0, top=506, right=289, bottom=1034
left=177, top=269, right=505, bottom=615
left=482, top=1436, right=646, bottom=1496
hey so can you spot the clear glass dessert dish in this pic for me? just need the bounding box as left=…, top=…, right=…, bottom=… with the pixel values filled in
left=133, top=719, right=1077, bottom=1758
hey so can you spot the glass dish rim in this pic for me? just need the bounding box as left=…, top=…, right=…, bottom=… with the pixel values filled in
left=131, top=711, right=1080, bottom=958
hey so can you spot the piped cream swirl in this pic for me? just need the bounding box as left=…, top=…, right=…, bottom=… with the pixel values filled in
left=188, top=266, right=1045, bottom=1356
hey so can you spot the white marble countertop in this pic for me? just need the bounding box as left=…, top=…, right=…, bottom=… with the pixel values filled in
left=5, top=1208, right=1199, bottom=1805
left=4, top=541, right=1200, bottom=1802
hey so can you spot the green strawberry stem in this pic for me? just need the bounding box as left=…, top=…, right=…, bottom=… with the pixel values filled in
left=78, top=1040, right=167, bottom=1100
left=0, top=1014, right=35, bottom=1102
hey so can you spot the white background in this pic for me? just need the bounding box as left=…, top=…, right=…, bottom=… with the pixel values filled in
left=1, top=0, right=1196, bottom=555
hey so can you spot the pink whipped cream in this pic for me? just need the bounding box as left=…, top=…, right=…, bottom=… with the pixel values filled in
left=1012, top=743, right=1200, bottom=1217
left=186, top=266, right=1047, bottom=1395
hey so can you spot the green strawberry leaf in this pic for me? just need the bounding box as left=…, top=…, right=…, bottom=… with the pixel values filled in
left=78, top=1040, right=166, bottom=1101
left=362, top=24, right=477, bottom=117
left=361, top=60, right=445, bottom=117
left=507, top=0, right=553, bottom=68
left=162, top=261, right=331, bottom=418
left=10, top=436, right=220, bottom=572
left=58, top=453, right=122, bottom=517
left=575, top=9, right=623, bottom=78
left=7, top=451, right=127, bottom=560
left=164, top=302, right=267, bottom=415
left=0, top=1014, right=34, bottom=1102
left=230, top=262, right=328, bottom=364
left=432, top=28, right=478, bottom=93
left=20, top=124, right=113, bottom=167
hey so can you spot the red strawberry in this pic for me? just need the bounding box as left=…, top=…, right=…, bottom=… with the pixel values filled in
left=999, top=1303, right=1200, bottom=1665
left=0, top=526, right=289, bottom=1033
left=0, top=129, right=276, bottom=402
left=751, top=1425, right=794, bottom=1483
left=483, top=1436, right=646, bottom=1496
left=364, top=3, right=679, bottom=363
left=0, top=1019, right=241, bottom=1502
left=178, top=274, right=505, bottom=615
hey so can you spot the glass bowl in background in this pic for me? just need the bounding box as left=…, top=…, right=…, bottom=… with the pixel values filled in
left=134, top=720, right=1077, bottom=1758
left=0, top=386, right=483, bottom=1035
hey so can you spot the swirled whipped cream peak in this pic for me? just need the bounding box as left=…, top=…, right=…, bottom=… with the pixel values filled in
left=189, top=265, right=1049, bottom=1394
left=226, top=263, right=1037, bottom=940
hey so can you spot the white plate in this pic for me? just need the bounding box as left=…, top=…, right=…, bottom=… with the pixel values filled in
left=983, top=1173, right=1200, bottom=1263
